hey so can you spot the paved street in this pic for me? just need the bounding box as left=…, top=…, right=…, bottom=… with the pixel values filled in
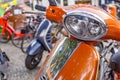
left=0, top=41, right=45, bottom=80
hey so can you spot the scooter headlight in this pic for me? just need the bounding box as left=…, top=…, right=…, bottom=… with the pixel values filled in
left=63, top=11, right=107, bottom=41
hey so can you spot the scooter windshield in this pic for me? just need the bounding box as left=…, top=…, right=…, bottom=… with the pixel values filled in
left=40, top=37, right=78, bottom=79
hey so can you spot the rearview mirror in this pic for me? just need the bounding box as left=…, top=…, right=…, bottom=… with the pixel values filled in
left=14, top=9, right=22, bottom=15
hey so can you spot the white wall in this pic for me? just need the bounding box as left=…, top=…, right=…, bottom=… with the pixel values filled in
left=91, top=0, right=99, bottom=6
left=59, top=0, right=75, bottom=6
left=41, top=0, right=49, bottom=7
left=68, top=0, right=75, bottom=5
left=41, top=0, right=75, bottom=6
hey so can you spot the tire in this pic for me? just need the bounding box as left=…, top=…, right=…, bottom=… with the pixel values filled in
left=21, top=33, right=34, bottom=53
left=11, top=33, right=23, bottom=48
left=0, top=30, right=11, bottom=43
left=25, top=53, right=43, bottom=70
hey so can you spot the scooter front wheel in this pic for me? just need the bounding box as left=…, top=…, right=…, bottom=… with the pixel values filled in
left=25, top=53, right=42, bottom=70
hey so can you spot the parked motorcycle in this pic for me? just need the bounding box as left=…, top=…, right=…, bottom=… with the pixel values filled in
left=25, top=18, right=53, bottom=70
left=12, top=8, right=61, bottom=70
left=0, top=5, right=39, bottom=48
left=25, top=17, right=62, bottom=70
left=35, top=0, right=120, bottom=80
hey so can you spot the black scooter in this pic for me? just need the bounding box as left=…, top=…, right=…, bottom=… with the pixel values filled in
left=25, top=19, right=54, bottom=70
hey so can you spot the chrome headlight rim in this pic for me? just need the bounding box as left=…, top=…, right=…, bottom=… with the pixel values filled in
left=63, top=10, right=108, bottom=41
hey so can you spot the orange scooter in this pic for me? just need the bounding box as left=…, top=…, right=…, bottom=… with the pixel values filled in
left=35, top=0, right=120, bottom=80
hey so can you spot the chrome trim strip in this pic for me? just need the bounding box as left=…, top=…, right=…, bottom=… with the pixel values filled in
left=63, top=10, right=108, bottom=41
left=53, top=37, right=81, bottom=79
left=65, top=10, right=106, bottom=26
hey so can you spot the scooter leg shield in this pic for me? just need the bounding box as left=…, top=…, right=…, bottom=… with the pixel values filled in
left=26, top=39, right=44, bottom=56
left=55, top=42, right=100, bottom=80
left=36, top=38, right=100, bottom=80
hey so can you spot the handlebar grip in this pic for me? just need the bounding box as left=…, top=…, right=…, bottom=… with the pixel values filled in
left=35, top=5, right=46, bottom=11
left=48, top=0, right=57, bottom=6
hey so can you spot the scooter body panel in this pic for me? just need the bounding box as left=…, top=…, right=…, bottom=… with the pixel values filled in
left=55, top=42, right=99, bottom=80
left=26, top=19, right=53, bottom=55
left=26, top=39, right=43, bottom=56
left=37, top=37, right=100, bottom=80
left=46, top=5, right=120, bottom=41
left=36, top=19, right=52, bottom=51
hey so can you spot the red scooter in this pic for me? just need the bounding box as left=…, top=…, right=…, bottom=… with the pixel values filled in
left=0, top=5, right=36, bottom=48
left=0, top=5, right=25, bottom=48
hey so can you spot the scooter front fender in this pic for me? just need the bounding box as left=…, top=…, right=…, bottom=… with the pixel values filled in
left=26, top=39, right=43, bottom=56
left=55, top=42, right=100, bottom=80
left=36, top=37, right=100, bottom=80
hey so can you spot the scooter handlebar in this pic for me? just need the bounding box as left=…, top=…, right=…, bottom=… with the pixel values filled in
left=48, top=0, right=57, bottom=6
left=35, top=5, right=47, bottom=11
left=22, top=11, right=46, bottom=15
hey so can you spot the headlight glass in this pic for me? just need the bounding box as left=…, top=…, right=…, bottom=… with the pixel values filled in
left=63, top=11, right=107, bottom=41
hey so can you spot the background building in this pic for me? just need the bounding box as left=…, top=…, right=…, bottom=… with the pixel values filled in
left=40, top=0, right=75, bottom=6
left=39, top=0, right=113, bottom=6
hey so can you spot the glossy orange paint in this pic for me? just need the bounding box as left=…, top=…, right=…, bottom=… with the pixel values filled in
left=55, top=42, right=99, bottom=80
left=108, top=5, right=117, bottom=18
left=35, top=41, right=100, bottom=80
left=46, top=4, right=120, bottom=41
left=36, top=4, right=120, bottom=80
left=46, top=6, right=66, bottom=23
